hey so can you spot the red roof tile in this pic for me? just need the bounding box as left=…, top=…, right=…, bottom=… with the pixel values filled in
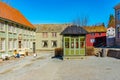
left=0, top=2, right=35, bottom=29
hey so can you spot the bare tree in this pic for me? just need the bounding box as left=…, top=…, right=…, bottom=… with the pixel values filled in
left=72, top=16, right=89, bottom=27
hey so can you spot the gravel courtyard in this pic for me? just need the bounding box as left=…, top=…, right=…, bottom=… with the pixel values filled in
left=0, top=52, right=120, bottom=80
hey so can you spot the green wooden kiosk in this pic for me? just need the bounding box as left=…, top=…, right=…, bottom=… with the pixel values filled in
left=61, top=25, right=88, bottom=58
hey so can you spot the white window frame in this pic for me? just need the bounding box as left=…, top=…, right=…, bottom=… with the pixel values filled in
left=30, top=40, right=32, bottom=49
left=0, top=23, right=5, bottom=32
left=1, top=39, right=5, bottom=51
left=8, top=39, right=13, bottom=50
left=13, top=27, right=17, bottom=33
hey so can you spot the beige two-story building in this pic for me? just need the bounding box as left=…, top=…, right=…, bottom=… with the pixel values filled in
left=34, top=24, right=69, bottom=51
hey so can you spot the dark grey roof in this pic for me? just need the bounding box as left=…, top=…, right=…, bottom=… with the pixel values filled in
left=61, top=25, right=88, bottom=35
left=114, top=3, right=120, bottom=9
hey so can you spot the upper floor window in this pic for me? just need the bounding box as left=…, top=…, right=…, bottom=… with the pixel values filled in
left=52, top=32, right=57, bottom=37
left=42, top=32, right=48, bottom=38
left=30, top=31, right=32, bottom=36
left=18, top=28, right=22, bottom=34
left=117, top=27, right=120, bottom=38
left=8, top=25, right=13, bottom=33
left=13, top=27, right=17, bottom=33
left=0, top=23, right=5, bottom=31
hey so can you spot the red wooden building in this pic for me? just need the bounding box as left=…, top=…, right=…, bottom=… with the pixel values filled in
left=83, top=26, right=107, bottom=47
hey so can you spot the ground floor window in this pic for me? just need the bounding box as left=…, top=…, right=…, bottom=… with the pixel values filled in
left=0, top=38, right=5, bottom=51
left=19, top=41, right=21, bottom=48
left=65, top=38, right=69, bottom=48
left=9, top=39, right=13, bottom=50
left=80, top=37, right=85, bottom=48
left=42, top=41, right=48, bottom=48
left=27, top=40, right=29, bottom=48
left=30, top=40, right=33, bottom=49
left=13, top=39, right=17, bottom=49
left=25, top=40, right=27, bottom=48
left=51, top=41, right=57, bottom=47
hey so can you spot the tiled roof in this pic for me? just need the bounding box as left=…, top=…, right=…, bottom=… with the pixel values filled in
left=34, top=24, right=70, bottom=33
left=61, top=25, right=88, bottom=35
left=114, top=3, right=120, bottom=9
left=83, top=26, right=107, bottom=33
left=0, top=2, right=35, bottom=29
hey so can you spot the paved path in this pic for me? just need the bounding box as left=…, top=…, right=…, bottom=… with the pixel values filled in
left=0, top=52, right=120, bottom=80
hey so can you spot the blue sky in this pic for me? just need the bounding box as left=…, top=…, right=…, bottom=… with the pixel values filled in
left=8, top=0, right=120, bottom=26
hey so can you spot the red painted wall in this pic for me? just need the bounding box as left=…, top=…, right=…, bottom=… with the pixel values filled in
left=86, top=32, right=106, bottom=47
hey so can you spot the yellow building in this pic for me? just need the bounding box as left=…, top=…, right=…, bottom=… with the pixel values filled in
left=34, top=24, right=69, bottom=52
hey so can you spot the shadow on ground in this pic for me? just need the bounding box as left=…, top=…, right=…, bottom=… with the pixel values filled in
left=51, top=56, right=63, bottom=60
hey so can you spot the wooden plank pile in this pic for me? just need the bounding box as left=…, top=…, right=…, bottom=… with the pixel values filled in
left=107, top=50, right=120, bottom=59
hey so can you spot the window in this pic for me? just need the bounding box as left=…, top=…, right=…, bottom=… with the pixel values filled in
left=91, top=33, right=95, bottom=36
left=76, top=38, right=79, bottom=48
left=65, top=38, right=69, bottom=48
left=52, top=32, right=57, bottom=37
left=8, top=39, right=13, bottom=50
left=30, top=31, right=32, bottom=36
left=29, top=41, right=31, bottom=48
left=19, top=28, right=22, bottom=34
left=71, top=38, right=74, bottom=48
left=99, top=33, right=101, bottom=36
left=51, top=41, right=57, bottom=47
left=30, top=41, right=33, bottom=49
left=24, top=40, right=27, bottom=48
left=0, top=38, right=5, bottom=51
left=117, top=27, right=120, bottom=38
left=42, top=41, right=48, bottom=47
left=8, top=25, right=13, bottom=33
left=80, top=37, right=85, bottom=48
left=13, top=27, right=17, bottom=33
left=90, top=38, right=95, bottom=43
left=27, top=40, right=29, bottom=48
left=13, top=39, right=17, bottom=49
left=42, top=32, right=48, bottom=38
left=116, top=9, right=120, bottom=20
left=0, top=23, right=5, bottom=31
